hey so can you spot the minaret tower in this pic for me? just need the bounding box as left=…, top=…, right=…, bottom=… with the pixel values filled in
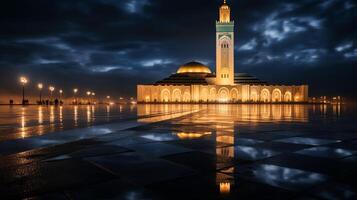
left=216, top=0, right=234, bottom=85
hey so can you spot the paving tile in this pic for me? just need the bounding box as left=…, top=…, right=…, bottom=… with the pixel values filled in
left=125, top=142, right=192, bottom=157
left=234, top=164, right=328, bottom=191
left=163, top=151, right=233, bottom=173
left=0, top=159, right=115, bottom=199
left=106, top=136, right=154, bottom=147
left=26, top=192, right=68, bottom=200
left=275, top=137, right=341, bottom=146
left=295, top=147, right=355, bottom=159
left=140, top=132, right=180, bottom=141
left=254, top=141, right=311, bottom=153
left=260, top=153, right=344, bottom=176
left=309, top=182, right=357, bottom=200
left=86, top=152, right=196, bottom=185
left=234, top=138, right=264, bottom=146
left=233, top=145, right=280, bottom=161
left=67, top=179, right=161, bottom=200
left=66, top=144, right=131, bottom=158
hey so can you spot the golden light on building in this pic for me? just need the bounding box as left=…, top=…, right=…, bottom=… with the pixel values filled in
left=219, top=182, right=231, bottom=194
left=137, top=1, right=309, bottom=103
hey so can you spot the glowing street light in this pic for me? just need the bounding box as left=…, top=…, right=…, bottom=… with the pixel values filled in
left=91, top=92, right=96, bottom=104
left=38, top=83, right=43, bottom=104
left=73, top=88, right=78, bottom=105
left=86, top=91, right=91, bottom=104
left=19, top=76, right=28, bottom=105
left=49, top=86, right=55, bottom=101
left=59, top=89, right=63, bottom=103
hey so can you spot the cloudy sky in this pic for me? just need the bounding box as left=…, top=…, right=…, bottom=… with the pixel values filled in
left=0, top=0, right=356, bottom=101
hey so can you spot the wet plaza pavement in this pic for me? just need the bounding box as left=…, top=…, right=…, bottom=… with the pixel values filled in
left=0, top=104, right=357, bottom=199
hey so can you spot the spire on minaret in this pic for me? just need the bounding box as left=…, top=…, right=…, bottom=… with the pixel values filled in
left=219, top=0, right=230, bottom=23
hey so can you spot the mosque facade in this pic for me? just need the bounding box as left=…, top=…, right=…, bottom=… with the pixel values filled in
left=137, top=1, right=308, bottom=103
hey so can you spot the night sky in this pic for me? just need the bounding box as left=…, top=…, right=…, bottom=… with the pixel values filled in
left=0, top=0, right=356, bottom=102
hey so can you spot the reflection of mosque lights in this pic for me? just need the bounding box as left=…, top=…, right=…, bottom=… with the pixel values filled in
left=49, top=106, right=55, bottom=132
left=59, top=106, right=63, bottom=129
left=87, top=105, right=91, bottom=123
left=38, top=106, right=44, bottom=135
left=50, top=106, right=55, bottom=123
left=135, top=104, right=313, bottom=194
left=74, top=105, right=78, bottom=127
left=38, top=106, right=43, bottom=124
left=176, top=132, right=211, bottom=139
left=106, top=105, right=110, bottom=121
left=219, top=182, right=231, bottom=194
left=20, top=107, right=26, bottom=138
left=91, top=105, right=96, bottom=122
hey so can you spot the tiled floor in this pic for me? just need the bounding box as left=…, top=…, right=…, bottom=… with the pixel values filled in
left=0, top=104, right=357, bottom=199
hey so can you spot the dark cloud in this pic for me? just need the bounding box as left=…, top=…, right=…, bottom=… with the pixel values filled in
left=0, top=0, right=356, bottom=101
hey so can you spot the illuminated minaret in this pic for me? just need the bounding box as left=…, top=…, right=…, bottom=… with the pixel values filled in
left=216, top=0, right=234, bottom=85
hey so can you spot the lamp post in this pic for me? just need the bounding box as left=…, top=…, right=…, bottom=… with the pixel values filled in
left=86, top=91, right=91, bottom=104
left=106, top=96, right=110, bottom=104
left=91, top=92, right=95, bottom=104
left=38, top=83, right=43, bottom=104
left=73, top=88, right=78, bottom=104
left=20, top=76, right=28, bottom=105
left=59, top=89, right=63, bottom=104
left=49, top=86, right=55, bottom=103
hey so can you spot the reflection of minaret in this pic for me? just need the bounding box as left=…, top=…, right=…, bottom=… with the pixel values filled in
left=215, top=110, right=235, bottom=194
left=216, top=0, right=235, bottom=85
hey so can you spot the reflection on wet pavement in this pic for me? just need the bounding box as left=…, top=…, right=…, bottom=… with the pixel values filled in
left=0, top=104, right=357, bottom=199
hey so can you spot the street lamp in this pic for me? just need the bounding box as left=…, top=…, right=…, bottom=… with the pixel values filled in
left=106, top=96, right=110, bottom=104
left=49, top=86, right=55, bottom=102
left=73, top=88, right=78, bottom=104
left=20, top=76, right=28, bottom=105
left=38, top=83, right=43, bottom=104
left=59, top=89, right=63, bottom=103
left=91, top=92, right=95, bottom=104
left=86, top=91, right=91, bottom=104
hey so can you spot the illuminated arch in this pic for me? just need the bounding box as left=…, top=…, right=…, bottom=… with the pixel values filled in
left=201, top=88, right=208, bottom=102
left=172, top=89, right=182, bottom=102
left=160, top=89, right=170, bottom=102
left=284, top=91, right=292, bottom=102
left=294, top=92, right=301, bottom=102
left=183, top=91, right=191, bottom=102
left=250, top=91, right=258, bottom=102
left=218, top=87, right=230, bottom=102
left=209, top=88, right=217, bottom=102
left=260, top=89, right=270, bottom=102
left=230, top=88, right=239, bottom=102
left=272, top=89, right=282, bottom=102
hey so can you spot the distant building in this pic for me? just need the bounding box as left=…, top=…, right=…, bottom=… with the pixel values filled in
left=137, top=1, right=308, bottom=103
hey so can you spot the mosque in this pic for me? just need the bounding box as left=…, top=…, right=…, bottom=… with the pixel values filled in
left=137, top=1, right=308, bottom=103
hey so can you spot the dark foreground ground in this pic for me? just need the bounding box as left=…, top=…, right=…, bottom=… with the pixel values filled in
left=0, top=104, right=356, bottom=199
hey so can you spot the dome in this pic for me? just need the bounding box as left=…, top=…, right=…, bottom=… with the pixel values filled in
left=177, top=61, right=212, bottom=74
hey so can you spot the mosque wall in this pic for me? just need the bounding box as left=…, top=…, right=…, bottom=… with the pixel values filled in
left=137, top=84, right=309, bottom=103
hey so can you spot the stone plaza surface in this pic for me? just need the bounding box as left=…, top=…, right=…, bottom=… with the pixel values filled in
left=0, top=104, right=357, bottom=199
